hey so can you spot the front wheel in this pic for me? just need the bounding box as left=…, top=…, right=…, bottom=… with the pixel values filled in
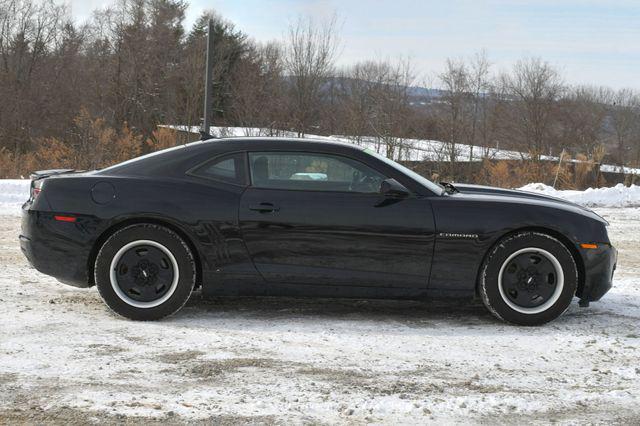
left=479, top=231, right=578, bottom=326
left=94, top=224, right=196, bottom=320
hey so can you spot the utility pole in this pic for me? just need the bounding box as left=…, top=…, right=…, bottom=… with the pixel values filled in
left=201, top=19, right=214, bottom=140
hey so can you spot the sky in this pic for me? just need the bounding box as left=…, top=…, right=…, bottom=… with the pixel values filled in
left=65, top=0, right=640, bottom=90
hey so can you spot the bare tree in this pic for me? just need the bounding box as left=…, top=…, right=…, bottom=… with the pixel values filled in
left=0, top=0, right=66, bottom=152
left=499, top=58, right=565, bottom=160
left=438, top=58, right=470, bottom=169
left=229, top=41, right=287, bottom=136
left=339, top=58, right=415, bottom=160
left=557, top=86, right=608, bottom=157
left=284, top=14, right=340, bottom=137
left=336, top=62, right=378, bottom=145
left=468, top=51, right=491, bottom=161
left=369, top=58, right=415, bottom=160
left=607, top=88, right=640, bottom=172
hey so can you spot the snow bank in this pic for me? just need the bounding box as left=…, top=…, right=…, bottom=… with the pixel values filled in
left=0, top=179, right=30, bottom=215
left=519, top=183, right=640, bottom=208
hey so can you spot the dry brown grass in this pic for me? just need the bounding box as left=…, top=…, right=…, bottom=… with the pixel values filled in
left=0, top=110, right=182, bottom=178
left=478, top=151, right=607, bottom=190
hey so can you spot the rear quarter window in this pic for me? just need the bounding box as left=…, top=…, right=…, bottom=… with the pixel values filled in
left=189, top=153, right=247, bottom=186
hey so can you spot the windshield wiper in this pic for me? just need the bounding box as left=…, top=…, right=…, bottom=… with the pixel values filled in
left=439, top=181, right=459, bottom=194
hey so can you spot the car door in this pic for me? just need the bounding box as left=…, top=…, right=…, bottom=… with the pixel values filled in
left=238, top=151, right=436, bottom=288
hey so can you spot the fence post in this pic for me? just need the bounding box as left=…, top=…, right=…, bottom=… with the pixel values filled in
left=552, top=149, right=565, bottom=188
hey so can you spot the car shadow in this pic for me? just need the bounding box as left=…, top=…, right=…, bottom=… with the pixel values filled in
left=179, top=291, right=498, bottom=326
left=169, top=289, right=640, bottom=338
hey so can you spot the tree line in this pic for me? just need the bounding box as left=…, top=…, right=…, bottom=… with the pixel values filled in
left=0, top=0, right=638, bottom=186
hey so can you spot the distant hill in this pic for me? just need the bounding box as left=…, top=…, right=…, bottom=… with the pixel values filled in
left=307, top=76, right=446, bottom=106
left=406, top=86, right=446, bottom=99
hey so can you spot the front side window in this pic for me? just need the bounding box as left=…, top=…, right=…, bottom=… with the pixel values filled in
left=362, top=148, right=444, bottom=195
left=190, top=153, right=246, bottom=185
left=249, top=152, right=386, bottom=193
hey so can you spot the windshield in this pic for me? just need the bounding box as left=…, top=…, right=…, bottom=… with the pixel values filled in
left=362, top=148, right=444, bottom=195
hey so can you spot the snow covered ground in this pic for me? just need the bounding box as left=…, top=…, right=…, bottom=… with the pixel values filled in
left=0, top=179, right=30, bottom=216
left=1, top=179, right=639, bottom=423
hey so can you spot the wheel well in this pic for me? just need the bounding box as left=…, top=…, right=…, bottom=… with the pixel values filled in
left=475, top=226, right=585, bottom=297
left=87, top=218, right=203, bottom=288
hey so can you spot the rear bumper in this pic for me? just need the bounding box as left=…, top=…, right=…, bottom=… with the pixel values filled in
left=20, top=209, right=94, bottom=288
left=579, top=244, right=617, bottom=302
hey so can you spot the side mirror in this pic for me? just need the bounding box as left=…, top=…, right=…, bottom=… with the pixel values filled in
left=380, top=178, right=410, bottom=198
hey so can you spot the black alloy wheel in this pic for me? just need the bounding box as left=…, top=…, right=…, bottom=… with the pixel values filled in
left=94, top=224, right=196, bottom=321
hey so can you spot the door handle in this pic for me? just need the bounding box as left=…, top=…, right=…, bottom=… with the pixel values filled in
left=248, top=202, right=279, bottom=213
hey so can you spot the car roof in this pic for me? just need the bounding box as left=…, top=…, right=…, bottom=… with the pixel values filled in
left=97, top=136, right=442, bottom=196
left=98, top=137, right=367, bottom=177
left=185, top=136, right=366, bottom=152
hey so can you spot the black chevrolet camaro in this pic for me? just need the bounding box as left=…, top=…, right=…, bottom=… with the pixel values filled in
left=20, top=138, right=616, bottom=325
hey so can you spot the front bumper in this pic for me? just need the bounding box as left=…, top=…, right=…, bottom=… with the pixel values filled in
left=579, top=243, right=617, bottom=303
left=20, top=208, right=94, bottom=288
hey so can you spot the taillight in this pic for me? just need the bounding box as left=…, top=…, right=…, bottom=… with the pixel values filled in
left=31, top=181, right=43, bottom=200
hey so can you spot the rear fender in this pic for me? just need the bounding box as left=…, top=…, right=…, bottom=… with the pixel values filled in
left=87, top=214, right=204, bottom=288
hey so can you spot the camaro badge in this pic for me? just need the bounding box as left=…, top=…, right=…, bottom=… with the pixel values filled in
left=438, top=232, right=478, bottom=239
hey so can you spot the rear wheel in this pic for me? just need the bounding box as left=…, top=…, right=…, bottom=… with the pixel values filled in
left=94, top=224, right=196, bottom=320
left=479, top=231, right=578, bottom=325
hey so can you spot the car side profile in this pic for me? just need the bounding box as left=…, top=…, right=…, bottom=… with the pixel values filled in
left=20, top=138, right=617, bottom=325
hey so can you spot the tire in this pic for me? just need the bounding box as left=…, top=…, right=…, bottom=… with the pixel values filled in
left=94, top=224, right=196, bottom=320
left=479, top=231, right=578, bottom=326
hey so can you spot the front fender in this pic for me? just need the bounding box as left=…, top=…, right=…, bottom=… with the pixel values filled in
left=427, top=195, right=610, bottom=294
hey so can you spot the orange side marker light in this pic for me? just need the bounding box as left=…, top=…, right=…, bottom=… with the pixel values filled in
left=580, top=243, right=598, bottom=249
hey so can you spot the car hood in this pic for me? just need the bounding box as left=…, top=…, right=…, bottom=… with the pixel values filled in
left=450, top=183, right=607, bottom=224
